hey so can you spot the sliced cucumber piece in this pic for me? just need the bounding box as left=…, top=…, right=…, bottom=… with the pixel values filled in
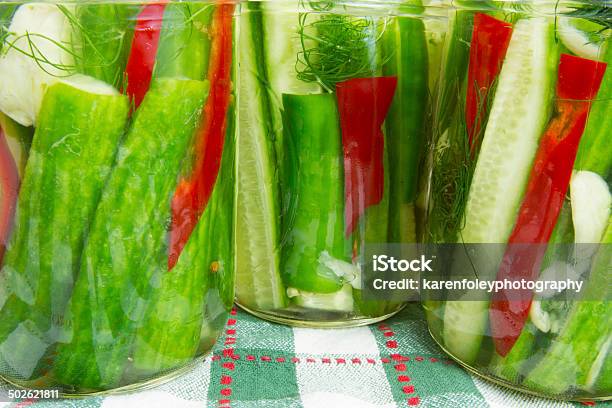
left=443, top=17, right=558, bottom=365
left=461, top=17, right=557, bottom=244
left=235, top=4, right=287, bottom=310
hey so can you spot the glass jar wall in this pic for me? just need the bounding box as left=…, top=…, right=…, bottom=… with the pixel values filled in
left=236, top=0, right=448, bottom=327
left=0, top=1, right=236, bottom=394
left=424, top=0, right=611, bottom=400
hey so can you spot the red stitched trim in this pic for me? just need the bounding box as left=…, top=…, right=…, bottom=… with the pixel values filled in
left=206, top=354, right=450, bottom=365
left=402, top=385, right=415, bottom=394
left=14, top=399, right=35, bottom=408
left=377, top=324, right=420, bottom=406
left=218, top=307, right=238, bottom=408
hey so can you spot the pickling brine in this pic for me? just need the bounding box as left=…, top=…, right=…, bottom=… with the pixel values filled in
left=0, top=1, right=236, bottom=394
left=425, top=0, right=611, bottom=400
left=236, top=0, right=448, bottom=327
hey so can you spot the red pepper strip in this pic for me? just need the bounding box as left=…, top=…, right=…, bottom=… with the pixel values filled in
left=124, top=2, right=167, bottom=108
left=336, top=76, right=398, bottom=237
left=490, top=54, right=607, bottom=357
left=168, top=4, right=234, bottom=270
left=0, top=127, right=19, bottom=261
left=465, top=13, right=513, bottom=152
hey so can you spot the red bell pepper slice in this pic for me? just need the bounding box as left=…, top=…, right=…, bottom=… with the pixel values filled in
left=0, top=128, right=19, bottom=261
left=465, top=13, right=513, bottom=152
left=489, top=54, right=607, bottom=357
left=124, top=2, right=167, bottom=108
left=168, top=4, right=234, bottom=270
left=336, top=76, right=398, bottom=237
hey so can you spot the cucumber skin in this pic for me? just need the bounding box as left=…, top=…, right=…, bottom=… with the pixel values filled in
left=235, top=3, right=287, bottom=310
left=76, top=4, right=139, bottom=88
left=281, top=94, right=345, bottom=294
left=53, top=79, right=207, bottom=391
left=132, top=108, right=234, bottom=375
left=522, top=219, right=612, bottom=395
left=575, top=42, right=612, bottom=178
left=442, top=18, right=558, bottom=366
left=384, top=12, right=428, bottom=244
left=153, top=3, right=212, bottom=81
left=211, top=96, right=236, bottom=312
left=437, top=10, right=473, bottom=133
left=0, top=82, right=129, bottom=379
left=260, top=3, right=321, bottom=194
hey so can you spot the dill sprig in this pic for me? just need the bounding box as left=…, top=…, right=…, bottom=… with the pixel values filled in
left=428, top=75, right=498, bottom=244
left=564, top=1, right=612, bottom=33
left=295, top=2, right=386, bottom=92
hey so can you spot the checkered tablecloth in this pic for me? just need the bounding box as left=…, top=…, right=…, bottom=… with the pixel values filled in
left=1, top=304, right=609, bottom=407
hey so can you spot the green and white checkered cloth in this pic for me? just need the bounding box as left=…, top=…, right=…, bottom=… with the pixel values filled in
left=1, top=304, right=609, bottom=408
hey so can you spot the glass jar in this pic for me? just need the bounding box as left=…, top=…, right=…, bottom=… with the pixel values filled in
left=236, top=0, right=448, bottom=327
left=425, top=0, right=611, bottom=400
left=0, top=0, right=236, bottom=394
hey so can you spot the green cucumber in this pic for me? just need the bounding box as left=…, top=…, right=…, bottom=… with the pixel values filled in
left=53, top=78, right=207, bottom=390
left=383, top=9, right=429, bottom=243
left=130, top=215, right=209, bottom=377
left=522, top=218, right=612, bottom=395
left=593, top=342, right=612, bottom=393
left=210, top=96, right=236, bottom=312
left=131, top=108, right=234, bottom=375
left=437, top=9, right=473, bottom=132
left=153, top=3, right=212, bottom=81
left=281, top=93, right=345, bottom=294
left=0, top=79, right=129, bottom=380
left=575, top=42, right=612, bottom=177
left=489, top=322, right=539, bottom=383
left=261, top=2, right=322, bottom=180
left=235, top=3, right=287, bottom=311
left=73, top=3, right=139, bottom=88
left=443, top=17, right=558, bottom=365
